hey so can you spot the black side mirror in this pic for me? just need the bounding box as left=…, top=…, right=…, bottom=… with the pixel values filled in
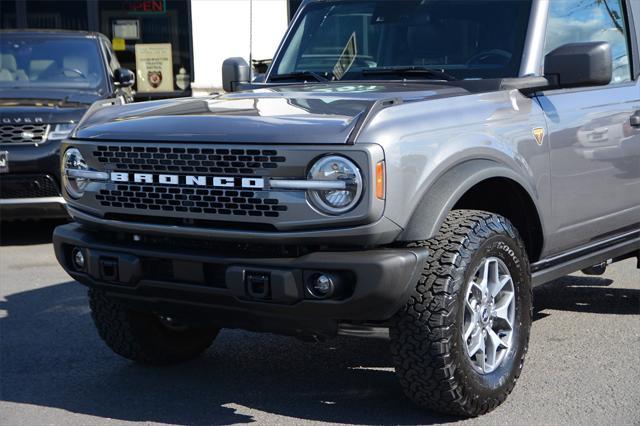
left=114, top=67, right=135, bottom=88
left=222, top=57, right=250, bottom=92
left=544, top=42, right=612, bottom=89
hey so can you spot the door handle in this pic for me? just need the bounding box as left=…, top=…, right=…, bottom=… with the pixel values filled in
left=631, top=111, right=640, bottom=127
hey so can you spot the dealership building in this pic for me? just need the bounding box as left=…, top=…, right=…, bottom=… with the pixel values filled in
left=0, top=0, right=303, bottom=97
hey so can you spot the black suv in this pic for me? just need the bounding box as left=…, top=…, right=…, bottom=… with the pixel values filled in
left=0, top=30, right=134, bottom=220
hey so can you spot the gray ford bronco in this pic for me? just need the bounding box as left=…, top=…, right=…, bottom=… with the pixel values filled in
left=53, top=0, right=640, bottom=417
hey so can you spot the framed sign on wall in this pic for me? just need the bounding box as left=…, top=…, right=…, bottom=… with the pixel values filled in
left=112, top=19, right=140, bottom=40
left=135, top=43, right=174, bottom=92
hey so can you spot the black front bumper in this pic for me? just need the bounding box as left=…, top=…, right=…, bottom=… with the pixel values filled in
left=53, top=223, right=428, bottom=339
left=0, top=195, right=67, bottom=220
left=0, top=139, right=67, bottom=219
left=0, top=174, right=67, bottom=219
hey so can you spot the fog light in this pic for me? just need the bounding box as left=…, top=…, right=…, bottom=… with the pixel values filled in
left=71, top=247, right=85, bottom=271
left=309, top=274, right=335, bottom=299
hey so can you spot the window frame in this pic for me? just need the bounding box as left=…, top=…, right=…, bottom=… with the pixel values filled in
left=624, top=0, right=640, bottom=79
left=95, top=35, right=117, bottom=94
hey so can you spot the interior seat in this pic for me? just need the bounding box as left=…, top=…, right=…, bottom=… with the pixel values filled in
left=0, top=53, right=28, bottom=81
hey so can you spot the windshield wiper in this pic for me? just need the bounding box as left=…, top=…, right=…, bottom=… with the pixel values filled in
left=361, top=66, right=457, bottom=81
left=269, top=71, right=329, bottom=82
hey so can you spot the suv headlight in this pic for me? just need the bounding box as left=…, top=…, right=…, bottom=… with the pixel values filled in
left=63, top=148, right=89, bottom=198
left=48, top=123, right=76, bottom=140
left=307, top=155, right=363, bottom=215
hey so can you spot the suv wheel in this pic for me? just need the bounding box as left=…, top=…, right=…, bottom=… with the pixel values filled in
left=89, top=289, right=219, bottom=365
left=390, top=210, right=532, bottom=416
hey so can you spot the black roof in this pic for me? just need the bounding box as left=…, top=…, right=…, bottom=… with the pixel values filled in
left=0, top=29, right=105, bottom=39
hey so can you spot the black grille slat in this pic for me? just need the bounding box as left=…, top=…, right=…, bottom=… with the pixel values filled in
left=97, top=184, right=287, bottom=217
left=93, top=146, right=285, bottom=175
left=0, top=174, right=60, bottom=199
left=0, top=124, right=49, bottom=144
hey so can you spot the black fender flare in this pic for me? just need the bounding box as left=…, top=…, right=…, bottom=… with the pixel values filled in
left=397, top=159, right=543, bottom=242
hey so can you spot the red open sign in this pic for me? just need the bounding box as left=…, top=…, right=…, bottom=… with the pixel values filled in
left=124, top=0, right=166, bottom=13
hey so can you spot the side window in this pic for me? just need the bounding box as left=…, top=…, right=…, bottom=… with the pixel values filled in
left=545, top=0, right=631, bottom=84
left=101, top=39, right=120, bottom=74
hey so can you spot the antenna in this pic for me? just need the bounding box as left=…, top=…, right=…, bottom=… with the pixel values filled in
left=249, top=0, right=253, bottom=79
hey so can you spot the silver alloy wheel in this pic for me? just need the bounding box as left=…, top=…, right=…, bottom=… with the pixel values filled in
left=462, top=257, right=516, bottom=374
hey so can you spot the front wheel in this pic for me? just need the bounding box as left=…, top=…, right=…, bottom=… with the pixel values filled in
left=390, top=210, right=532, bottom=417
left=89, top=289, right=219, bottom=365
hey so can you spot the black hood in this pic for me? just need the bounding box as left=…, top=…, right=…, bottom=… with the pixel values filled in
left=73, top=83, right=467, bottom=144
left=0, top=88, right=101, bottom=124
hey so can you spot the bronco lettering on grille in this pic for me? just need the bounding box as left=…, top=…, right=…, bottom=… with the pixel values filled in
left=110, top=172, right=265, bottom=189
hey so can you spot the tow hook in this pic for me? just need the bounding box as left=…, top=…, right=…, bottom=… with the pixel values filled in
left=246, top=272, right=271, bottom=299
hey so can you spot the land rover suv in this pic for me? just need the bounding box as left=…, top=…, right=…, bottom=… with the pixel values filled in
left=0, top=30, right=133, bottom=220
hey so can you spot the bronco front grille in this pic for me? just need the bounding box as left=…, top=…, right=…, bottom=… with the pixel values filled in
left=91, top=145, right=290, bottom=218
left=96, top=184, right=287, bottom=217
left=0, top=124, right=49, bottom=144
left=73, top=141, right=375, bottom=230
left=93, top=146, right=286, bottom=175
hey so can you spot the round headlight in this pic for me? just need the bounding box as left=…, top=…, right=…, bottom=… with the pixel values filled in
left=63, top=148, right=89, bottom=199
left=307, top=155, right=363, bottom=215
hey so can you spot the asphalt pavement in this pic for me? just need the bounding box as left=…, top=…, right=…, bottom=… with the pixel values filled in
left=1, top=220, right=639, bottom=426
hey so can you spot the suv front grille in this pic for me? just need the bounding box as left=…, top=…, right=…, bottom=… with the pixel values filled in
left=93, top=146, right=286, bottom=175
left=0, top=124, right=49, bottom=144
left=0, top=174, right=60, bottom=199
left=91, top=145, right=290, bottom=218
left=77, top=141, right=368, bottom=230
left=96, top=184, right=287, bottom=217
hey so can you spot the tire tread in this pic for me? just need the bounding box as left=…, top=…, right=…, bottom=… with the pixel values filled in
left=391, top=210, right=531, bottom=417
left=89, top=289, right=217, bottom=365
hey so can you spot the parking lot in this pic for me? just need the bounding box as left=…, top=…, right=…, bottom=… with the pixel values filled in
left=0, top=220, right=638, bottom=426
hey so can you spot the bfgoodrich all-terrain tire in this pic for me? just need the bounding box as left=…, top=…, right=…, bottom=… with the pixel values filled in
left=89, top=289, right=219, bottom=365
left=390, top=210, right=532, bottom=417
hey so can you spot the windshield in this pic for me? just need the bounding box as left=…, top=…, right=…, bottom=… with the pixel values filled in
left=271, top=0, right=532, bottom=82
left=0, top=36, right=106, bottom=91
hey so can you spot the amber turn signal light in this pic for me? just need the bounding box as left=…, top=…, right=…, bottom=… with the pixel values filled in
left=376, top=161, right=385, bottom=200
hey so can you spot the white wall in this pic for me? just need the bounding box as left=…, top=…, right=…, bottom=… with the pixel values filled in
left=190, top=0, right=289, bottom=95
